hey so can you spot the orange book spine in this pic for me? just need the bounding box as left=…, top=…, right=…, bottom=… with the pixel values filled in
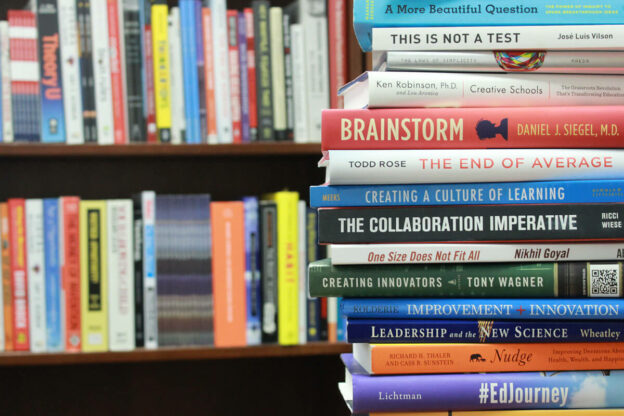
left=8, top=199, right=29, bottom=351
left=1, top=203, right=13, bottom=350
left=211, top=202, right=246, bottom=347
left=202, top=8, right=217, bottom=141
left=366, top=342, right=624, bottom=374
left=61, top=197, right=81, bottom=352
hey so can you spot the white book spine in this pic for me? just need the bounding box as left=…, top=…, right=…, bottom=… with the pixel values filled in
left=107, top=200, right=135, bottom=351
left=330, top=243, right=624, bottom=265
left=210, top=0, right=232, bottom=143
left=325, top=149, right=624, bottom=185
left=0, top=22, right=13, bottom=143
left=168, top=8, right=185, bottom=145
left=91, top=0, right=115, bottom=145
left=142, top=191, right=158, bottom=349
left=290, top=23, right=309, bottom=143
left=343, top=71, right=624, bottom=110
left=26, top=199, right=47, bottom=352
left=58, top=0, right=84, bottom=144
left=269, top=7, right=286, bottom=137
left=301, top=0, right=329, bottom=141
left=327, top=296, right=337, bottom=340
left=383, top=51, right=624, bottom=74
left=373, top=25, right=624, bottom=52
left=297, top=200, right=307, bottom=345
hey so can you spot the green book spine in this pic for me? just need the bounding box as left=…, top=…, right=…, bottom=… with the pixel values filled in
left=308, top=259, right=624, bottom=298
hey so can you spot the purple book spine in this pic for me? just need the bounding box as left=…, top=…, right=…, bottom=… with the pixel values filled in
left=238, top=11, right=251, bottom=143
left=243, top=196, right=261, bottom=344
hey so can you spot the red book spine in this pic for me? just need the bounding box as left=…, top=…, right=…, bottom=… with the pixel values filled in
left=8, top=199, right=29, bottom=351
left=202, top=8, right=217, bottom=140
left=107, top=0, right=127, bottom=144
left=328, top=0, right=347, bottom=109
left=227, top=10, right=242, bottom=143
left=244, top=8, right=257, bottom=140
left=61, top=197, right=81, bottom=352
left=322, top=106, right=624, bottom=151
left=144, top=22, right=157, bottom=143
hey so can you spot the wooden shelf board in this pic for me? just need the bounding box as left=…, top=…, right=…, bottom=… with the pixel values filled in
left=0, top=342, right=351, bottom=366
left=0, top=143, right=322, bottom=157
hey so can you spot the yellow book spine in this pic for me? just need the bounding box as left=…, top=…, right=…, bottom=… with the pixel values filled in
left=151, top=2, right=172, bottom=142
left=80, top=201, right=108, bottom=352
left=268, top=191, right=299, bottom=345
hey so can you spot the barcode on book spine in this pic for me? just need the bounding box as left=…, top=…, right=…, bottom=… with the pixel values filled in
left=589, top=264, right=622, bottom=297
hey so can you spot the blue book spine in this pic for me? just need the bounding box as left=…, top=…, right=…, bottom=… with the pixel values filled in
left=180, top=0, right=200, bottom=143
left=238, top=11, right=250, bottom=143
left=337, top=297, right=346, bottom=342
left=347, top=319, right=624, bottom=343
left=354, top=0, right=624, bottom=52
left=310, top=179, right=624, bottom=208
left=43, top=198, right=62, bottom=351
left=243, top=196, right=262, bottom=345
left=340, top=298, right=624, bottom=320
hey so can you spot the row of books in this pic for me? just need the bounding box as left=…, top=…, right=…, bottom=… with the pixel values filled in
left=309, top=0, right=624, bottom=414
left=0, top=191, right=336, bottom=353
left=0, top=0, right=347, bottom=145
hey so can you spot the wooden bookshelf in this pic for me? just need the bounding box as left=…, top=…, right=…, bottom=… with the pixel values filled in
left=0, top=343, right=351, bottom=366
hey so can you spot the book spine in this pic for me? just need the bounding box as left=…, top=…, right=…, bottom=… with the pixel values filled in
left=318, top=203, right=624, bottom=244
left=179, top=0, right=200, bottom=143
left=142, top=191, right=157, bottom=348
left=325, top=149, right=624, bottom=185
left=140, top=0, right=157, bottom=142
left=331, top=242, right=624, bottom=265
left=37, top=0, right=66, bottom=143
left=80, top=201, right=108, bottom=351
left=339, top=298, right=624, bottom=320
left=202, top=7, right=217, bottom=143
left=363, top=341, right=624, bottom=374
left=321, top=106, right=624, bottom=151
left=310, top=180, right=624, bottom=208
left=121, top=0, right=146, bottom=142
left=107, top=0, right=127, bottom=144
left=306, top=208, right=321, bottom=342
left=353, top=1, right=624, bottom=52
left=244, top=197, right=261, bottom=345
left=168, top=7, right=185, bottom=144
left=238, top=11, right=250, bottom=143
left=211, top=0, right=232, bottom=143
left=194, top=0, right=206, bottom=143
left=0, top=204, right=13, bottom=350
left=9, top=10, right=41, bottom=143
left=346, top=319, right=624, bottom=344
left=309, top=260, right=624, bottom=298
left=282, top=12, right=294, bottom=141
left=373, top=25, right=624, bottom=52
left=58, top=0, right=83, bottom=144
left=43, top=199, right=62, bottom=351
left=211, top=202, right=247, bottom=347
left=8, top=199, right=29, bottom=351
left=337, top=297, right=346, bottom=341
left=320, top=296, right=328, bottom=340
left=107, top=200, right=135, bottom=351
left=297, top=201, right=307, bottom=344
left=227, top=10, right=242, bottom=143
left=328, top=0, right=346, bottom=109
left=151, top=0, right=171, bottom=143
left=0, top=22, right=13, bottom=142
left=61, top=196, right=81, bottom=351
left=252, top=0, right=274, bottom=141
left=0, top=210, right=3, bottom=349
left=290, top=23, right=309, bottom=143
left=384, top=51, right=624, bottom=74
left=327, top=296, right=337, bottom=342
left=269, top=7, right=286, bottom=141
left=348, top=71, right=624, bottom=109
left=243, top=8, right=257, bottom=141
left=132, top=194, right=144, bottom=347
left=91, top=0, right=115, bottom=145
left=260, top=200, right=278, bottom=343
left=25, top=199, right=46, bottom=352
left=346, top=356, right=624, bottom=413
left=75, top=1, right=97, bottom=142
left=300, top=0, right=329, bottom=142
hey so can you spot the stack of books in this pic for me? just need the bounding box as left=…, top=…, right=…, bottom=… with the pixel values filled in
left=309, top=0, right=624, bottom=414
left=0, top=190, right=328, bottom=353
left=0, top=0, right=346, bottom=144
